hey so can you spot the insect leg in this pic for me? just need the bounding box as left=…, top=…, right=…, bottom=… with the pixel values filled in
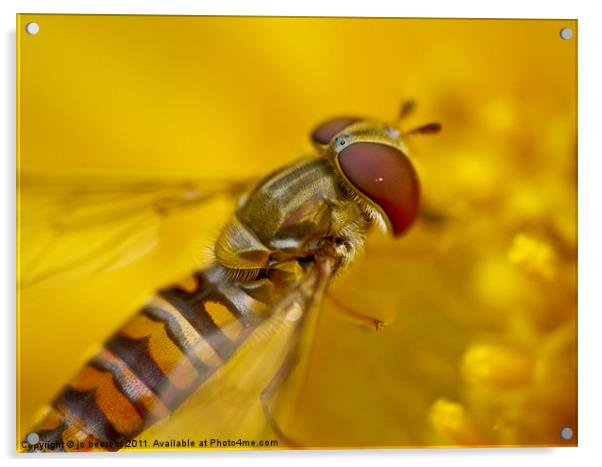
left=326, top=292, right=397, bottom=331
left=419, top=205, right=449, bottom=224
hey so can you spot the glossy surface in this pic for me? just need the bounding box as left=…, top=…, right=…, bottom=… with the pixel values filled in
left=311, top=118, right=359, bottom=144
left=339, top=142, right=420, bottom=236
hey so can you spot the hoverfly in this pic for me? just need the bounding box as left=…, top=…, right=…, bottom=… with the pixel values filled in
left=20, top=102, right=440, bottom=452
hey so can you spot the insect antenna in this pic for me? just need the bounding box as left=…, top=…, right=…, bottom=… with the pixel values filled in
left=399, top=99, right=416, bottom=120
left=407, top=122, right=442, bottom=135
left=393, top=99, right=442, bottom=136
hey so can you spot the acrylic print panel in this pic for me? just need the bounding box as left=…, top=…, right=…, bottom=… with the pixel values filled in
left=16, top=15, right=577, bottom=452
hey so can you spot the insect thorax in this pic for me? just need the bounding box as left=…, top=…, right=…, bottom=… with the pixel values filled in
left=214, top=157, right=371, bottom=279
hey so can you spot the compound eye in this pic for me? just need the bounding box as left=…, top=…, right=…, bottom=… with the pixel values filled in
left=338, top=142, right=420, bottom=236
left=311, top=117, right=360, bottom=144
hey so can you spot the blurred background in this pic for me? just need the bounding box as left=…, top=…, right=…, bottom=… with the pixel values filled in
left=18, top=15, right=576, bottom=448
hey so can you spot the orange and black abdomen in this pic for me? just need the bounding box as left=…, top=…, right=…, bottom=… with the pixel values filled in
left=26, top=266, right=273, bottom=452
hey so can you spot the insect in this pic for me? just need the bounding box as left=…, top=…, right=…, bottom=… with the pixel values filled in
left=20, top=102, right=440, bottom=452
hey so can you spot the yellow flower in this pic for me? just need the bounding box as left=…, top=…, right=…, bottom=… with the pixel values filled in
left=18, top=15, right=576, bottom=449
left=508, top=234, right=556, bottom=280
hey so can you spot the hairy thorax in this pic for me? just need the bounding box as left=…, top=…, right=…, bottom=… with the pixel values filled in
left=214, top=157, right=371, bottom=280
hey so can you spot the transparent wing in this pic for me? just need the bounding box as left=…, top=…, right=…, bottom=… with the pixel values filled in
left=18, top=173, right=252, bottom=289
left=140, top=257, right=334, bottom=447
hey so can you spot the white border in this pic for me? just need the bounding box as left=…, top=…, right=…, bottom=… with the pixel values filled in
left=3, top=1, right=601, bottom=466
left=0, top=0, right=589, bottom=18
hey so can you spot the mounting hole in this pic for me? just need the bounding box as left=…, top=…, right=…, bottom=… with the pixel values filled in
left=26, top=432, right=40, bottom=444
left=25, top=22, right=40, bottom=35
left=560, top=426, right=574, bottom=440
left=559, top=27, right=573, bottom=40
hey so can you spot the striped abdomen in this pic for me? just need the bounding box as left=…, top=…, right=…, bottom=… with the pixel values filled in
left=28, top=266, right=276, bottom=452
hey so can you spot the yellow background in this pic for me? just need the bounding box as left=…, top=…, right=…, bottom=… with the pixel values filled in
left=17, top=15, right=577, bottom=448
